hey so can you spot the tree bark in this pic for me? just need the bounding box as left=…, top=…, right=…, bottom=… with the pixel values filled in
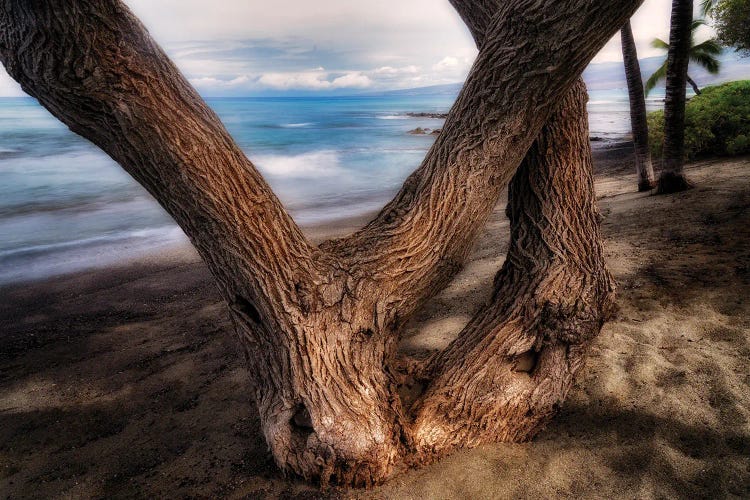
left=410, top=78, right=615, bottom=456
left=658, top=0, right=695, bottom=193
left=621, top=20, right=656, bottom=192
left=326, top=0, right=643, bottom=323
left=409, top=0, right=614, bottom=455
left=686, top=74, right=702, bottom=94
left=0, top=0, right=640, bottom=487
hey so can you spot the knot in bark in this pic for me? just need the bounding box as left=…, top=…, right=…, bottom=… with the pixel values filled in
left=538, top=298, right=602, bottom=346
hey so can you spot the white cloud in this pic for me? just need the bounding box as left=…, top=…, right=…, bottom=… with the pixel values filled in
left=0, top=68, right=25, bottom=97
left=375, top=65, right=420, bottom=75
left=189, top=75, right=251, bottom=88
left=331, top=72, right=372, bottom=88
left=258, top=71, right=332, bottom=90
left=255, top=70, right=371, bottom=90
left=433, top=56, right=460, bottom=72
left=0, top=0, right=707, bottom=96
left=431, top=56, right=473, bottom=79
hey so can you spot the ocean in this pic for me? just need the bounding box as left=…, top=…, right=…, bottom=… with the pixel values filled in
left=0, top=89, right=664, bottom=284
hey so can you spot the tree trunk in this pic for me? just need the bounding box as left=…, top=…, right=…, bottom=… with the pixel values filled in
left=0, top=0, right=641, bottom=487
left=658, top=0, right=695, bottom=193
left=414, top=0, right=614, bottom=455
left=686, top=74, right=702, bottom=94
left=410, top=78, right=615, bottom=456
left=621, top=20, right=656, bottom=192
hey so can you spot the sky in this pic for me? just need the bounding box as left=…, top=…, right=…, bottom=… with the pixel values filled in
left=0, top=0, right=716, bottom=97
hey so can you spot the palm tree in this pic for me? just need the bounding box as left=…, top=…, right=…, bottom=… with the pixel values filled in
left=621, top=20, right=656, bottom=191
left=645, top=19, right=722, bottom=96
left=658, top=0, right=696, bottom=194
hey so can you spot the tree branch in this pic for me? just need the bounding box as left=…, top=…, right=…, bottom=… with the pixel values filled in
left=410, top=78, right=615, bottom=457
left=328, top=0, right=643, bottom=327
left=0, top=0, right=317, bottom=320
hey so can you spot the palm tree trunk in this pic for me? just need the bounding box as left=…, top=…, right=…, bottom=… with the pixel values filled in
left=621, top=20, right=656, bottom=191
left=658, top=0, right=695, bottom=193
left=686, top=74, right=702, bottom=94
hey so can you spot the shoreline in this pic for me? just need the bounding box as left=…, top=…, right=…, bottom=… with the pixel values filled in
left=0, top=139, right=635, bottom=289
left=0, top=211, right=379, bottom=292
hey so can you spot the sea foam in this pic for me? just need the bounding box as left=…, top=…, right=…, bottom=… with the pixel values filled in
left=252, top=150, right=344, bottom=178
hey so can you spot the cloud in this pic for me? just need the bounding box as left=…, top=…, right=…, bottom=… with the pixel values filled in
left=331, top=72, right=372, bottom=88
left=254, top=70, right=371, bottom=90
left=189, top=75, right=251, bottom=88
left=432, top=56, right=460, bottom=72
left=375, top=65, right=420, bottom=75
left=257, top=72, right=331, bottom=90
left=431, top=56, right=473, bottom=79
left=0, top=0, right=702, bottom=96
left=0, top=69, right=24, bottom=97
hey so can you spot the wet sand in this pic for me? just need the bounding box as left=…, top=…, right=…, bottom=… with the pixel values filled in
left=1, top=148, right=749, bottom=498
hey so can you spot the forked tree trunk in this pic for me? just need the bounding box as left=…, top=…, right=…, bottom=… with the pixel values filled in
left=621, top=20, right=656, bottom=191
left=658, top=0, right=695, bottom=193
left=0, top=0, right=640, bottom=487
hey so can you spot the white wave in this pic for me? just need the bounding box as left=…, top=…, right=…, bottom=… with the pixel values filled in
left=0, top=226, right=184, bottom=259
left=280, top=122, right=313, bottom=128
left=253, top=150, right=344, bottom=178
left=0, top=226, right=189, bottom=285
left=377, top=115, right=406, bottom=120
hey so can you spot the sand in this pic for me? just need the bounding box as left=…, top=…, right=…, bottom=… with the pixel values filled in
left=1, top=147, right=749, bottom=499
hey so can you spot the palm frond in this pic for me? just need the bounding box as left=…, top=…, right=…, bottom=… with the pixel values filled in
left=645, top=60, right=668, bottom=96
left=692, top=38, right=723, bottom=55
left=691, top=18, right=708, bottom=31
left=700, top=0, right=716, bottom=16
left=644, top=18, right=723, bottom=96
left=690, top=51, right=722, bottom=74
left=651, top=38, right=670, bottom=50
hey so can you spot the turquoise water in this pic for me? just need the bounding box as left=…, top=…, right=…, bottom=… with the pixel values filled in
left=0, top=90, right=651, bottom=284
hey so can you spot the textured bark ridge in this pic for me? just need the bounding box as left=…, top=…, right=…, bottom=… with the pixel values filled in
left=410, top=79, right=615, bottom=455
left=621, top=20, right=656, bottom=192
left=657, top=0, right=695, bottom=194
left=0, top=0, right=639, bottom=487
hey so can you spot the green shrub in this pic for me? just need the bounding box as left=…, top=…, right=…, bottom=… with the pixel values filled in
left=648, top=80, right=750, bottom=159
left=728, top=134, right=750, bottom=154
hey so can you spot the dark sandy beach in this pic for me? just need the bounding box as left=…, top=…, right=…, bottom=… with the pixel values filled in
left=1, top=147, right=749, bottom=498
